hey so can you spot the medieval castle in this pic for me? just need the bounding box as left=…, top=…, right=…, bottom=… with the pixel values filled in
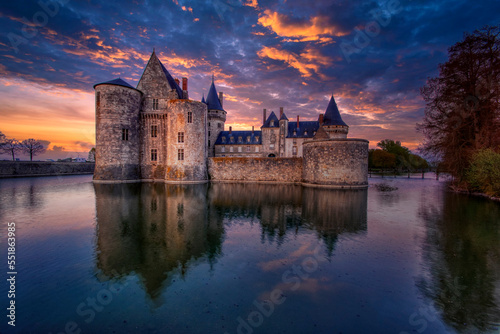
left=93, top=51, right=368, bottom=188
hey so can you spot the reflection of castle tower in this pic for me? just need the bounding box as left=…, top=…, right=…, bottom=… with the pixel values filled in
left=94, top=183, right=224, bottom=298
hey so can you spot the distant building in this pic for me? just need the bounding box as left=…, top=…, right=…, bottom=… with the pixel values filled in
left=93, top=50, right=369, bottom=188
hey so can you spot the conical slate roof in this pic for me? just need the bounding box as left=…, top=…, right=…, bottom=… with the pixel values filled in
left=323, top=95, right=348, bottom=127
left=206, top=76, right=224, bottom=111
left=201, top=93, right=206, bottom=104
left=279, top=112, right=289, bottom=121
left=157, top=57, right=184, bottom=99
left=93, top=78, right=136, bottom=90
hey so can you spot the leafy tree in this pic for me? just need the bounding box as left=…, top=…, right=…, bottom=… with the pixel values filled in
left=20, top=139, right=47, bottom=161
left=377, top=139, right=411, bottom=169
left=1, top=139, right=20, bottom=161
left=418, top=25, right=500, bottom=180
left=371, top=149, right=396, bottom=169
left=409, top=154, right=429, bottom=170
left=466, top=149, right=500, bottom=197
left=0, top=131, right=5, bottom=143
left=88, top=147, right=96, bottom=162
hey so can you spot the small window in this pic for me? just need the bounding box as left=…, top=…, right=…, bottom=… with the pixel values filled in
left=178, top=132, right=184, bottom=143
left=153, top=98, right=159, bottom=110
left=255, top=136, right=260, bottom=142
left=270, top=144, right=274, bottom=149
left=218, top=123, right=221, bottom=128
left=151, top=149, right=157, bottom=161
left=222, top=137, right=226, bottom=143
left=230, top=137, right=234, bottom=143
left=209, top=131, right=211, bottom=137
left=293, top=146, right=297, bottom=156
left=230, top=146, right=233, bottom=152
left=304, top=131, right=308, bottom=136
left=208, top=122, right=211, bottom=127
left=238, top=147, right=242, bottom=152
left=221, top=146, right=225, bottom=153
left=187, top=111, right=193, bottom=123
left=208, top=140, right=211, bottom=147
left=151, top=125, right=158, bottom=138
left=293, top=131, right=297, bottom=136
left=255, top=146, right=259, bottom=153
left=246, top=136, right=251, bottom=143
left=178, top=149, right=184, bottom=161
left=270, top=121, right=274, bottom=126
left=246, top=146, right=250, bottom=152
left=122, top=129, right=129, bottom=141
left=313, top=131, right=316, bottom=136
left=238, top=136, right=242, bottom=143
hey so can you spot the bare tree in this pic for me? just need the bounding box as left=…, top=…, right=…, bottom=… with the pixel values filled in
left=20, top=139, right=47, bottom=161
left=417, top=25, right=500, bottom=180
left=1, top=139, right=21, bottom=161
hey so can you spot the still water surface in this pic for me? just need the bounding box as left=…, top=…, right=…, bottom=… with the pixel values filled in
left=0, top=175, right=499, bottom=334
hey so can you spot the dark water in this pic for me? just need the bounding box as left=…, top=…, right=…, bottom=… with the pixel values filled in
left=0, top=175, right=499, bottom=334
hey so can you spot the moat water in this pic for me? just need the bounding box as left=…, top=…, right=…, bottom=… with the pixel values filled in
left=0, top=175, right=499, bottom=334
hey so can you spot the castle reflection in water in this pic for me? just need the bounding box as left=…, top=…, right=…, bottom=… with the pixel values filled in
left=93, top=183, right=368, bottom=297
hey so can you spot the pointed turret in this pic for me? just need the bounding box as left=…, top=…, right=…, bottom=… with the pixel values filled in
left=206, top=75, right=224, bottom=111
left=323, top=95, right=348, bottom=127
left=201, top=93, right=206, bottom=104
left=321, top=95, right=349, bottom=139
left=262, top=111, right=279, bottom=128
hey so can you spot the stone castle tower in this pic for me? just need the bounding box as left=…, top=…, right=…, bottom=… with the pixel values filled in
left=205, top=76, right=226, bottom=157
left=94, top=51, right=208, bottom=183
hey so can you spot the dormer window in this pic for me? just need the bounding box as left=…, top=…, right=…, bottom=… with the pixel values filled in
left=230, top=137, right=234, bottom=143
left=293, top=131, right=296, bottom=136
left=222, top=137, right=226, bottom=143
left=238, top=136, right=242, bottom=143
left=304, top=131, right=308, bottom=136
left=246, top=136, right=251, bottom=143
left=270, top=121, right=274, bottom=126
left=255, top=136, right=260, bottom=142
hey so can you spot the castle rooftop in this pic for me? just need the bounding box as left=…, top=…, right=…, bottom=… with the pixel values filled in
left=93, top=78, right=137, bottom=90
left=323, top=95, right=348, bottom=127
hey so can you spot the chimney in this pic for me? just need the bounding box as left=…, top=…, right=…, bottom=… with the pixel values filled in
left=263, top=108, right=267, bottom=125
left=319, top=113, right=324, bottom=125
left=279, top=107, right=284, bottom=119
left=297, top=115, right=300, bottom=129
left=175, top=78, right=180, bottom=86
left=252, top=126, right=254, bottom=134
left=229, top=126, right=232, bottom=134
left=182, top=77, right=188, bottom=91
left=219, top=91, right=224, bottom=108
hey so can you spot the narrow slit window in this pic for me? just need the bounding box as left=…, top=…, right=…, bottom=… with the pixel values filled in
left=178, top=132, right=184, bottom=143
left=151, top=149, right=157, bottom=161
left=151, top=125, right=158, bottom=138
left=187, top=111, right=193, bottom=123
left=122, top=129, right=129, bottom=141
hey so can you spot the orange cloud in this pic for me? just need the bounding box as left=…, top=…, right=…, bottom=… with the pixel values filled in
left=243, top=0, right=259, bottom=9
left=257, top=10, right=348, bottom=42
left=257, top=46, right=332, bottom=77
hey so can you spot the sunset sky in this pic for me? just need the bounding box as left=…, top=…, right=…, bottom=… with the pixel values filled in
left=0, top=0, right=498, bottom=160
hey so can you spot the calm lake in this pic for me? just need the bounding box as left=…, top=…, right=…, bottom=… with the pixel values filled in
left=0, top=175, right=499, bottom=334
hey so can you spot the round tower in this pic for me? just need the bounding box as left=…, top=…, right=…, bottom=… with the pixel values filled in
left=322, top=95, right=349, bottom=139
left=93, top=78, right=142, bottom=181
left=205, top=76, right=226, bottom=157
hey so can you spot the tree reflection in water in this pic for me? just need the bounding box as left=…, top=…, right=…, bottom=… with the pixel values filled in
left=418, top=192, right=500, bottom=332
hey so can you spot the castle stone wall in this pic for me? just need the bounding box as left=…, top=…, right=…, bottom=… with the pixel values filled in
left=0, top=161, right=94, bottom=178
left=208, top=157, right=302, bottom=183
left=165, top=100, right=208, bottom=183
left=302, top=139, right=368, bottom=188
left=94, top=85, right=142, bottom=181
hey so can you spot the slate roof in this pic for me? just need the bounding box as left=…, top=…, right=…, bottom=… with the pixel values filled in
left=262, top=111, right=279, bottom=128
left=206, top=77, right=224, bottom=111
left=286, top=121, right=320, bottom=138
left=93, top=78, right=137, bottom=90
left=215, top=131, right=262, bottom=145
left=201, top=93, right=206, bottom=104
left=323, top=95, right=348, bottom=127
left=158, top=59, right=184, bottom=99
left=279, top=112, right=289, bottom=121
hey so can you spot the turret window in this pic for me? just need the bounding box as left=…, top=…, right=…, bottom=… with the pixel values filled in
left=151, top=125, right=158, bottom=138
left=178, top=132, right=184, bottom=143
left=178, top=149, right=184, bottom=161
left=122, top=129, right=129, bottom=141
left=153, top=99, right=159, bottom=110
left=151, top=149, right=157, bottom=161
left=187, top=112, right=193, bottom=123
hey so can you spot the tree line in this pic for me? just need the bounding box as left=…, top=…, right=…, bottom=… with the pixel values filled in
left=0, top=131, right=47, bottom=161
left=369, top=139, right=429, bottom=173
left=418, top=25, right=500, bottom=197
